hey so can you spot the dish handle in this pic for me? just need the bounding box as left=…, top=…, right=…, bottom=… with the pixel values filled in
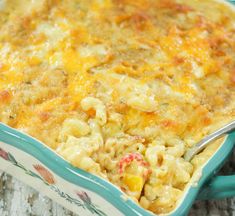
left=197, top=130, right=235, bottom=200
left=197, top=175, right=235, bottom=200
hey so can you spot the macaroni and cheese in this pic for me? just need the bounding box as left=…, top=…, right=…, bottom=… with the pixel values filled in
left=0, top=0, right=234, bottom=214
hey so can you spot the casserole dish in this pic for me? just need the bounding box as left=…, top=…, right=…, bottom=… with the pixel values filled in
left=0, top=123, right=235, bottom=216
left=0, top=0, right=235, bottom=215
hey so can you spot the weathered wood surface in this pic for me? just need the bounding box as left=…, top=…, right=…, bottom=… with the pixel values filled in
left=0, top=151, right=234, bottom=216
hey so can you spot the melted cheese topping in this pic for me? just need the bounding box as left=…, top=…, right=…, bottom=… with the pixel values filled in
left=0, top=0, right=234, bottom=214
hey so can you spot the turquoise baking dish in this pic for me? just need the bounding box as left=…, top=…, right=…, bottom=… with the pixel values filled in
left=0, top=124, right=235, bottom=216
left=0, top=1, right=235, bottom=216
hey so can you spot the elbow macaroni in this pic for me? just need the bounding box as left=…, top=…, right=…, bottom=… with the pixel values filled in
left=59, top=119, right=90, bottom=141
left=81, top=97, right=107, bottom=126
left=0, top=0, right=234, bottom=214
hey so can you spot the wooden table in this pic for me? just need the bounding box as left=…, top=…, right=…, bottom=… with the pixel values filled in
left=0, top=151, right=234, bottom=216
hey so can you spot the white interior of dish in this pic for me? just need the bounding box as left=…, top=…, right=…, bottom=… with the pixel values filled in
left=166, top=137, right=227, bottom=216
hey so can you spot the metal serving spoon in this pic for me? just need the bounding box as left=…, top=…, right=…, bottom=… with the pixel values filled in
left=184, top=120, right=235, bottom=162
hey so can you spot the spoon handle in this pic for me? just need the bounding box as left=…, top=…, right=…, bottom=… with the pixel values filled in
left=184, top=120, right=235, bottom=161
